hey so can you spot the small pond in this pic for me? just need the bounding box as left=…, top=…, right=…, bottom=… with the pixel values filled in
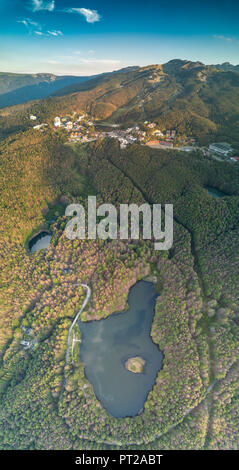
left=78, top=280, right=163, bottom=418
left=29, top=231, right=52, bottom=252
left=205, top=186, right=227, bottom=198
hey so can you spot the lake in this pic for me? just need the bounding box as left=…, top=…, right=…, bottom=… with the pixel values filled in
left=205, top=186, right=227, bottom=198
left=29, top=231, right=51, bottom=252
left=78, top=280, right=163, bottom=418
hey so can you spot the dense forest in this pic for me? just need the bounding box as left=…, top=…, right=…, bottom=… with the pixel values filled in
left=0, top=116, right=238, bottom=450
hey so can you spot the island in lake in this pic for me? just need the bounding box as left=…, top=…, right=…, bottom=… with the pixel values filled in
left=125, top=356, right=146, bottom=373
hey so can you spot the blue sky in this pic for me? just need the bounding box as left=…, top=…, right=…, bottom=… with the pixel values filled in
left=0, top=0, right=239, bottom=75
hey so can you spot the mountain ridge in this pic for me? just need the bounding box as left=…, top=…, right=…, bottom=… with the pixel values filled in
left=1, top=60, right=239, bottom=110
left=0, top=72, right=100, bottom=108
left=1, top=59, right=239, bottom=149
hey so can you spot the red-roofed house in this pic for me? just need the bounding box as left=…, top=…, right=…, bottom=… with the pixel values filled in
left=146, top=140, right=159, bottom=145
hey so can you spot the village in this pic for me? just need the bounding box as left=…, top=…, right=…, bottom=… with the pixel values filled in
left=29, top=113, right=239, bottom=162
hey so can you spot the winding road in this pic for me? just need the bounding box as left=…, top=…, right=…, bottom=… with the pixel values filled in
left=65, top=284, right=91, bottom=364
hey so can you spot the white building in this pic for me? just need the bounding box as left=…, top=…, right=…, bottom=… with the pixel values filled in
left=30, top=115, right=37, bottom=121
left=33, top=123, right=48, bottom=130
left=54, top=117, right=61, bottom=127
left=153, top=130, right=163, bottom=137
left=66, top=121, right=73, bottom=130
left=78, top=114, right=86, bottom=122
left=20, top=340, right=31, bottom=348
left=119, top=139, right=128, bottom=149
left=209, top=142, right=232, bottom=156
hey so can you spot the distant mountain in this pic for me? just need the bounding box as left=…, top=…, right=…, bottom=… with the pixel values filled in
left=0, top=72, right=98, bottom=108
left=213, top=62, right=239, bottom=73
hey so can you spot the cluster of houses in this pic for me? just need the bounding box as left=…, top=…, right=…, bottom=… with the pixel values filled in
left=54, top=114, right=89, bottom=131
left=98, top=124, right=180, bottom=149
left=54, top=114, right=106, bottom=143
left=65, top=118, right=196, bottom=149
left=30, top=112, right=196, bottom=149
left=29, top=113, right=238, bottom=162
left=63, top=118, right=147, bottom=147
left=106, top=126, right=142, bottom=148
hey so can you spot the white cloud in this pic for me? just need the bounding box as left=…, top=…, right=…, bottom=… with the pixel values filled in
left=49, top=56, right=120, bottom=66
left=79, top=59, right=120, bottom=65
left=46, top=59, right=61, bottom=64
left=18, top=18, right=63, bottom=37
left=213, top=35, right=233, bottom=42
left=18, top=18, right=39, bottom=28
left=17, top=17, right=42, bottom=34
left=17, top=19, right=28, bottom=27
left=47, top=30, right=63, bottom=36
left=65, top=7, right=101, bottom=23
left=30, top=0, right=55, bottom=12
